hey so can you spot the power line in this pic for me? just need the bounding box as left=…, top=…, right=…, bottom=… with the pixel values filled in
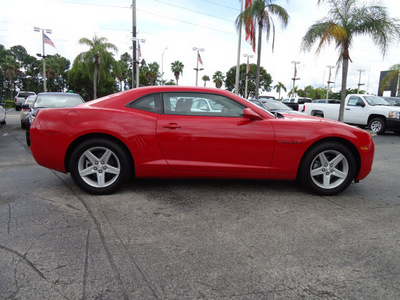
left=199, top=0, right=239, bottom=11
left=153, top=0, right=234, bottom=23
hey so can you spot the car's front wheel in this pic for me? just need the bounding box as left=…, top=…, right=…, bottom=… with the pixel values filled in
left=69, top=138, right=131, bottom=194
left=299, top=142, right=356, bottom=196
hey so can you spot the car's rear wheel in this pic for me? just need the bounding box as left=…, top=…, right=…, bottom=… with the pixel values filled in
left=299, top=142, right=356, bottom=196
left=69, top=138, right=131, bottom=194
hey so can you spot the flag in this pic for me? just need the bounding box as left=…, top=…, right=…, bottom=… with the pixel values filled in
left=245, top=0, right=255, bottom=53
left=43, top=34, right=55, bottom=48
left=198, top=52, right=203, bottom=65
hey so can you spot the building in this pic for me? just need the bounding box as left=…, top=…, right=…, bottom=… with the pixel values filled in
left=378, top=70, right=398, bottom=96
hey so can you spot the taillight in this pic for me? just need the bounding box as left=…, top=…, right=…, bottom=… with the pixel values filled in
left=302, top=105, right=306, bottom=112
left=15, top=97, right=17, bottom=103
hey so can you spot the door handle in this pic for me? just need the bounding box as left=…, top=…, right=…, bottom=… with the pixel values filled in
left=163, top=123, right=181, bottom=129
left=345, top=108, right=351, bottom=110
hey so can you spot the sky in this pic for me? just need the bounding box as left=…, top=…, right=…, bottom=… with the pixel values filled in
left=1, top=0, right=400, bottom=98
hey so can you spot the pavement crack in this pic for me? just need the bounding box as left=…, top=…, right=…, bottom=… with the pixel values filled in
left=0, top=244, right=47, bottom=281
left=82, top=229, right=90, bottom=300
left=7, top=203, right=11, bottom=235
left=52, top=171, right=130, bottom=300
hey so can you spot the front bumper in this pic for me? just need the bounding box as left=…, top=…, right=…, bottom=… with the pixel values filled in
left=386, top=118, right=400, bottom=132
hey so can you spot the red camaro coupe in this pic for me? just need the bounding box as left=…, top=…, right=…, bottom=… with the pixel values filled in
left=30, top=86, right=374, bottom=195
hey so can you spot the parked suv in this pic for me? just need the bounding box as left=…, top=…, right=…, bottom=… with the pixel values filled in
left=15, top=91, right=36, bottom=111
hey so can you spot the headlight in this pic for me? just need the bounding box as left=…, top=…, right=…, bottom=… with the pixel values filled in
left=389, top=111, right=400, bottom=119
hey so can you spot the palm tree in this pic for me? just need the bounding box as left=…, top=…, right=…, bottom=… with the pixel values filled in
left=380, top=64, right=400, bottom=96
left=202, top=75, right=210, bottom=87
left=236, top=0, right=289, bottom=99
left=76, top=35, right=118, bottom=99
left=171, top=61, right=184, bottom=85
left=301, top=0, right=400, bottom=121
left=274, top=81, right=286, bottom=99
left=212, top=71, right=225, bottom=88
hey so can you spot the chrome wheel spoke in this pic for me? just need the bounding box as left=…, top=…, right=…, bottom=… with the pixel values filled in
left=80, top=166, right=96, bottom=177
left=330, top=153, right=344, bottom=168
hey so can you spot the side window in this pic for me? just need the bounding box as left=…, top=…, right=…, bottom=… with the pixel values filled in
left=127, top=93, right=162, bottom=113
left=163, top=93, right=245, bottom=117
left=347, top=96, right=362, bottom=107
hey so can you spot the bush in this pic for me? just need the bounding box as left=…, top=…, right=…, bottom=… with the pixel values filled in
left=3, top=100, right=14, bottom=108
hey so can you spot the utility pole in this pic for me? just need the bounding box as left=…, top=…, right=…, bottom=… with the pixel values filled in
left=326, top=65, right=335, bottom=99
left=235, top=0, right=244, bottom=94
left=291, top=61, right=300, bottom=97
left=132, top=0, right=137, bottom=89
left=161, top=47, right=168, bottom=83
left=357, top=69, right=365, bottom=94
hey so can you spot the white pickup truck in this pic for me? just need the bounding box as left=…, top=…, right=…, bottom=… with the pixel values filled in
left=303, top=94, right=400, bottom=134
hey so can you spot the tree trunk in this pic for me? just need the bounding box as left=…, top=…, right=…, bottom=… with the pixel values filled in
left=255, top=21, right=263, bottom=99
left=93, top=64, right=99, bottom=99
left=339, top=56, right=349, bottom=122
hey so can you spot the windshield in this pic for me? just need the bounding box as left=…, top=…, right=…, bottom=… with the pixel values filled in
left=263, top=100, right=292, bottom=111
left=33, top=94, right=84, bottom=108
left=364, top=96, right=390, bottom=106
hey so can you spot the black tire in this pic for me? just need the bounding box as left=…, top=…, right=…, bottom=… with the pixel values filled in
left=26, top=130, right=31, bottom=146
left=69, top=138, right=131, bottom=194
left=368, top=117, right=385, bottom=135
left=299, top=142, right=356, bottom=196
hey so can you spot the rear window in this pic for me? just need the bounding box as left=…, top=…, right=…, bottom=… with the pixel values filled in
left=18, top=92, right=35, bottom=98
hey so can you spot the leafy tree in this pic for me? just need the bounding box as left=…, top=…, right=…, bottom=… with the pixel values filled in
left=42, top=54, right=70, bottom=92
left=236, top=0, right=289, bottom=98
left=330, top=87, right=365, bottom=100
left=225, top=63, right=272, bottom=98
left=114, top=53, right=131, bottom=91
left=75, top=35, right=118, bottom=99
left=171, top=61, right=184, bottom=85
left=273, top=81, right=286, bottom=99
left=380, top=64, right=400, bottom=96
left=1, top=55, right=21, bottom=99
left=202, top=75, right=210, bottom=87
left=301, top=0, right=400, bottom=121
left=212, top=71, right=225, bottom=88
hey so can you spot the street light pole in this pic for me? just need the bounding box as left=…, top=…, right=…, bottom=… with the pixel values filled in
left=193, top=47, right=204, bottom=86
left=357, top=69, right=365, bottom=94
left=243, top=54, right=254, bottom=98
left=291, top=61, right=300, bottom=97
left=326, top=65, right=335, bottom=99
left=34, top=27, right=52, bottom=92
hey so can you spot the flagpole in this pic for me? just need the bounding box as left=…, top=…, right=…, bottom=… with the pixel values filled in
left=42, top=30, right=47, bottom=92
left=235, top=0, right=244, bottom=95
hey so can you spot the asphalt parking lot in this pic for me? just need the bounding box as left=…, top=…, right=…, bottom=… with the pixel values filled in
left=1, top=109, right=400, bottom=299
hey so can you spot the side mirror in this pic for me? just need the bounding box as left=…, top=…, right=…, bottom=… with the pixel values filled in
left=21, top=103, right=30, bottom=109
left=356, top=101, right=365, bottom=107
left=243, top=108, right=263, bottom=120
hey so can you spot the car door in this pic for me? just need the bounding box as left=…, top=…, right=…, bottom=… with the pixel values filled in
left=344, top=96, right=367, bottom=125
left=156, top=92, right=275, bottom=174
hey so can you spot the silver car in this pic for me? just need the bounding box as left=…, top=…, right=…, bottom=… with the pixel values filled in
left=0, top=104, right=6, bottom=125
left=20, top=95, right=37, bottom=128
